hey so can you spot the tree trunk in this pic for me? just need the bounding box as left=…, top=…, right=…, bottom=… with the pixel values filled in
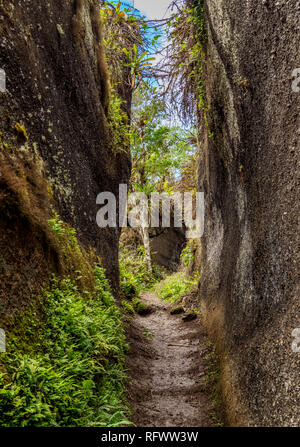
left=141, top=225, right=152, bottom=272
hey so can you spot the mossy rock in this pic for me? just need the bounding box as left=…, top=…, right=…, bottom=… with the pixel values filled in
left=170, top=306, right=185, bottom=315
left=182, top=312, right=197, bottom=322
left=132, top=298, right=152, bottom=316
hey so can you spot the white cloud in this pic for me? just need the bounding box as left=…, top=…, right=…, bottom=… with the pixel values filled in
left=133, top=0, right=173, bottom=20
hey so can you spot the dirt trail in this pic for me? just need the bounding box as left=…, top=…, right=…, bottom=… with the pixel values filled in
left=127, top=292, right=216, bottom=427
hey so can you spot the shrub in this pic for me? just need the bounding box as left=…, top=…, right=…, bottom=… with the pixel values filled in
left=107, top=92, right=130, bottom=154
left=0, top=267, right=131, bottom=427
left=121, top=300, right=135, bottom=315
left=132, top=297, right=150, bottom=316
left=180, top=244, right=195, bottom=267
left=119, top=245, right=164, bottom=299
left=155, top=271, right=200, bottom=304
left=48, top=212, right=96, bottom=293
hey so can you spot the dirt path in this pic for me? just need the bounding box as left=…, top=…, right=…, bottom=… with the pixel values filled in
left=126, top=292, right=216, bottom=427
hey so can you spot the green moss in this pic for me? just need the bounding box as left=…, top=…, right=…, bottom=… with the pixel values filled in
left=47, top=212, right=96, bottom=293
left=107, top=92, right=130, bottom=154
left=0, top=131, right=5, bottom=150
left=132, top=297, right=150, bottom=315
left=190, top=0, right=208, bottom=124
left=14, top=122, right=28, bottom=140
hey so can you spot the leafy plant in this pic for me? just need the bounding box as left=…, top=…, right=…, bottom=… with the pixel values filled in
left=100, top=1, right=150, bottom=90
left=122, top=45, right=155, bottom=90
left=0, top=268, right=132, bottom=427
left=155, top=271, right=200, bottom=304
left=48, top=212, right=77, bottom=246
left=119, top=244, right=165, bottom=300
left=180, top=244, right=195, bottom=266
left=48, top=213, right=96, bottom=293
left=132, top=297, right=150, bottom=315
left=121, top=300, right=135, bottom=315
left=107, top=91, right=130, bottom=154
left=142, top=329, right=152, bottom=340
left=130, top=80, right=196, bottom=193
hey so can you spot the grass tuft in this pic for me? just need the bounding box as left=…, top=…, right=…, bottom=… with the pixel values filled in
left=155, top=271, right=200, bottom=304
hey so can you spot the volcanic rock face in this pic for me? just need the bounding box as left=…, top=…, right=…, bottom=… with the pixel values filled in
left=150, top=225, right=186, bottom=271
left=198, top=0, right=300, bottom=426
left=0, top=0, right=131, bottom=294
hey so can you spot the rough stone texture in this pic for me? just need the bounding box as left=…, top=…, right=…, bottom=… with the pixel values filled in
left=0, top=0, right=131, bottom=295
left=198, top=0, right=300, bottom=426
left=150, top=225, right=186, bottom=271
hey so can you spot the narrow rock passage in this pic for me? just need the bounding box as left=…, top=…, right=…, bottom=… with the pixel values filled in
left=127, top=292, right=215, bottom=427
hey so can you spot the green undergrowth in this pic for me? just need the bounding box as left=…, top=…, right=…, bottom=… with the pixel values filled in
left=119, top=244, right=165, bottom=316
left=121, top=297, right=150, bottom=316
left=119, top=244, right=165, bottom=300
left=107, top=92, right=130, bottom=154
left=155, top=271, right=200, bottom=304
left=0, top=267, right=131, bottom=427
left=0, top=122, right=131, bottom=427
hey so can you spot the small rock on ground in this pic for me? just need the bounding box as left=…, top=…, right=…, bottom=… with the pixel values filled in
left=182, top=312, right=198, bottom=322
left=170, top=306, right=185, bottom=315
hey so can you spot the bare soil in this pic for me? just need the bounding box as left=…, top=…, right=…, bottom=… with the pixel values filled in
left=126, top=292, right=216, bottom=427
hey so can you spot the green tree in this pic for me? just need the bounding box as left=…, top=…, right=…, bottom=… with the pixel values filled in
left=131, top=81, right=195, bottom=193
left=129, top=80, right=196, bottom=270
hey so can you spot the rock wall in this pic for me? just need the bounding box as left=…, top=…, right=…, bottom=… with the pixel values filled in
left=0, top=0, right=131, bottom=296
left=150, top=225, right=186, bottom=271
left=198, top=0, right=300, bottom=426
